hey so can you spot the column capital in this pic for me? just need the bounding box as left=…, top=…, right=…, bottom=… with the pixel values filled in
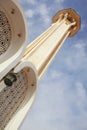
left=52, top=8, right=81, bottom=37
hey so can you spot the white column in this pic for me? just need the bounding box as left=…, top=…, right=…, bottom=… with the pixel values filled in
left=23, top=12, right=76, bottom=78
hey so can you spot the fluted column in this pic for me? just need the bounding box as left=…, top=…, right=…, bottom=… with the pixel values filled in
left=23, top=9, right=80, bottom=78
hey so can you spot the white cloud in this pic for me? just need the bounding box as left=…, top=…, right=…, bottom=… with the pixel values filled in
left=65, top=40, right=86, bottom=71
left=26, top=0, right=36, bottom=5
left=19, top=0, right=37, bottom=5
left=75, top=82, right=86, bottom=108
left=19, top=0, right=50, bottom=26
left=36, top=3, right=51, bottom=26
left=50, top=70, right=63, bottom=79
left=81, top=21, right=87, bottom=31
left=25, top=9, right=35, bottom=18
left=42, top=70, right=64, bottom=81
left=55, top=0, right=65, bottom=3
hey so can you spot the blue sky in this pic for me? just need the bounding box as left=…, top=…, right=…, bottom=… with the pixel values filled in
left=19, top=0, right=87, bottom=130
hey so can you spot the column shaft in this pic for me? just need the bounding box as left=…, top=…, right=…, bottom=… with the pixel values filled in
left=23, top=19, right=73, bottom=78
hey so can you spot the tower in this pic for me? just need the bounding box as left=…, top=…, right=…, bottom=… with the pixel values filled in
left=23, top=8, right=80, bottom=78
left=0, top=9, right=80, bottom=130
